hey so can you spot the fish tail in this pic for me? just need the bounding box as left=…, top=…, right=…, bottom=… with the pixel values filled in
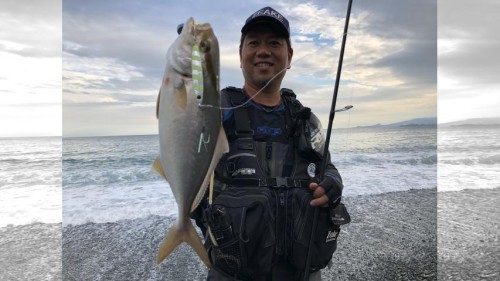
left=156, top=219, right=211, bottom=268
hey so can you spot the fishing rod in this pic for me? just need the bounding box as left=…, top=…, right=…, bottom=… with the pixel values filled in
left=303, top=0, right=354, bottom=279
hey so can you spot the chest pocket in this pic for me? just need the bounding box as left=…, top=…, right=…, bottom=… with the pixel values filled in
left=224, top=137, right=266, bottom=180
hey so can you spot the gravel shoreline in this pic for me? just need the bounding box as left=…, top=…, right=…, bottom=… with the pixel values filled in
left=0, top=223, right=62, bottom=281
left=1, top=188, right=446, bottom=280
left=61, top=188, right=438, bottom=280
left=438, top=187, right=500, bottom=281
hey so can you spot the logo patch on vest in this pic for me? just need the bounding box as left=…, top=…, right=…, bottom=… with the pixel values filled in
left=325, top=229, right=339, bottom=243
left=256, top=126, right=282, bottom=136
left=232, top=168, right=256, bottom=177
left=310, top=128, right=324, bottom=153
left=307, top=163, right=316, bottom=178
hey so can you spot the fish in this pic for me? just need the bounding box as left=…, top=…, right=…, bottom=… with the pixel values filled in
left=153, top=17, right=228, bottom=268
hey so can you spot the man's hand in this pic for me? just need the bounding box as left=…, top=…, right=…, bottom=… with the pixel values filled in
left=309, top=176, right=342, bottom=207
left=309, top=182, right=329, bottom=207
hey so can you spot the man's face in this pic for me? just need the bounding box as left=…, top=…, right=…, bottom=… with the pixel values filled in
left=240, top=24, right=292, bottom=90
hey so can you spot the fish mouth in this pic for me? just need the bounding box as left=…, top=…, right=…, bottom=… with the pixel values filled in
left=195, top=23, right=212, bottom=32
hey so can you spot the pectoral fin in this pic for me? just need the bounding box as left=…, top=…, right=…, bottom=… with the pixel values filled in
left=152, top=157, right=166, bottom=179
left=176, top=85, right=187, bottom=109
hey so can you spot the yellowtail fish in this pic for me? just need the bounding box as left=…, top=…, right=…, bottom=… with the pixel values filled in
left=153, top=17, right=228, bottom=268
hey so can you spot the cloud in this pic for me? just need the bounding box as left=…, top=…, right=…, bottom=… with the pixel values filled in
left=0, top=0, right=62, bottom=137
left=277, top=0, right=436, bottom=128
left=60, top=0, right=438, bottom=136
left=0, top=0, right=61, bottom=58
left=438, top=0, right=500, bottom=122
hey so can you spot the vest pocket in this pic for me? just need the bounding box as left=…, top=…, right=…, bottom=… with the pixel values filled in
left=287, top=187, right=341, bottom=272
left=223, top=138, right=265, bottom=180
left=206, top=187, right=276, bottom=279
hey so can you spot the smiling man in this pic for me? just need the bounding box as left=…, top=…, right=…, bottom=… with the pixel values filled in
left=191, top=6, right=349, bottom=281
left=239, top=12, right=293, bottom=106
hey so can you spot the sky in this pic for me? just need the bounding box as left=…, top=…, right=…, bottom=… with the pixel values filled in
left=60, top=0, right=437, bottom=137
left=0, top=0, right=61, bottom=137
left=438, top=0, right=500, bottom=124
left=0, top=0, right=497, bottom=137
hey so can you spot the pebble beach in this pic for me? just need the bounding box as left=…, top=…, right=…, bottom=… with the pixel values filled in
left=61, top=188, right=438, bottom=280
left=3, top=188, right=498, bottom=280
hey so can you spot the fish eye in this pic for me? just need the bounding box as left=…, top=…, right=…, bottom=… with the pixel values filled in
left=199, top=40, right=211, bottom=52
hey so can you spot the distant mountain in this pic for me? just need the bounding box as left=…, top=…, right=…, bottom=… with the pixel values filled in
left=439, top=117, right=500, bottom=128
left=385, top=117, right=437, bottom=127
left=352, top=117, right=437, bottom=129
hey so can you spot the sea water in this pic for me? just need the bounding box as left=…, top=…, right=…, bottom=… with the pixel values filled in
left=330, top=126, right=437, bottom=197
left=60, top=126, right=438, bottom=226
left=0, top=137, right=61, bottom=227
left=6, top=126, right=475, bottom=227
left=438, top=126, right=500, bottom=192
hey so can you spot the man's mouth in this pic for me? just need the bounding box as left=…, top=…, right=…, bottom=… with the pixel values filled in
left=255, top=62, right=273, bottom=68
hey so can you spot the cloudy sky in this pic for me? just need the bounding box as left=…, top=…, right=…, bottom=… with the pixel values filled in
left=438, top=0, right=500, bottom=123
left=60, top=0, right=438, bottom=137
left=1, top=0, right=497, bottom=137
left=0, top=0, right=61, bottom=137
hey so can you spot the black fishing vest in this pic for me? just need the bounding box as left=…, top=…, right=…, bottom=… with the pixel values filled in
left=214, top=87, right=319, bottom=190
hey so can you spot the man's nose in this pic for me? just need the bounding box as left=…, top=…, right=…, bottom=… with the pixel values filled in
left=256, top=45, right=271, bottom=57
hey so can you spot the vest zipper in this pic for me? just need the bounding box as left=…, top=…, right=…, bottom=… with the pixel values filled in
left=275, top=188, right=288, bottom=257
left=266, top=142, right=272, bottom=160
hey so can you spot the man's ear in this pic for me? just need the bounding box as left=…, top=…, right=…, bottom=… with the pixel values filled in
left=288, top=48, right=293, bottom=68
left=239, top=50, right=243, bottom=68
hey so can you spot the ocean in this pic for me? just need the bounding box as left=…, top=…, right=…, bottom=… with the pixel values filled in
left=438, top=126, right=500, bottom=192
left=0, top=137, right=62, bottom=228
left=61, top=126, right=438, bottom=226
left=6, top=125, right=498, bottom=228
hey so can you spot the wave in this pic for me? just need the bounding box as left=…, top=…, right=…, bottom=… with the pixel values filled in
left=337, top=153, right=437, bottom=166
left=478, top=154, right=500, bottom=164
left=63, top=167, right=160, bottom=188
left=440, top=154, right=500, bottom=165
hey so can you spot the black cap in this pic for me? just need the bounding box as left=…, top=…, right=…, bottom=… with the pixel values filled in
left=241, top=7, right=290, bottom=37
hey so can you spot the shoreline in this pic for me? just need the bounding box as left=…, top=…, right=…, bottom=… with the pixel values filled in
left=61, top=188, right=438, bottom=280
left=6, top=188, right=498, bottom=280
left=438, top=187, right=500, bottom=280
left=0, top=223, right=62, bottom=281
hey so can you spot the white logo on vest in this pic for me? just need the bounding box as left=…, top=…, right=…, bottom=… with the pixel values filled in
left=325, top=229, right=339, bottom=243
left=307, top=163, right=316, bottom=178
left=232, top=168, right=256, bottom=177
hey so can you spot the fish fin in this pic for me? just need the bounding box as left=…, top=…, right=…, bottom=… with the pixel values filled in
left=156, top=219, right=211, bottom=268
left=152, top=157, right=166, bottom=179
left=156, top=89, right=161, bottom=119
left=190, top=127, right=229, bottom=212
left=218, top=125, right=230, bottom=154
left=176, top=85, right=188, bottom=109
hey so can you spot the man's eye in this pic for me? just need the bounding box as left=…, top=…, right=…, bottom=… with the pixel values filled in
left=270, top=41, right=282, bottom=47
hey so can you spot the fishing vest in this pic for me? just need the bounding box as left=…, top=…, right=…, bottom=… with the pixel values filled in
left=213, top=86, right=323, bottom=190
left=206, top=87, right=342, bottom=279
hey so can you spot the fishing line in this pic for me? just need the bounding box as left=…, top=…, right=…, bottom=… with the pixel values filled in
left=336, top=9, right=370, bottom=145
left=198, top=66, right=289, bottom=110
left=198, top=10, right=370, bottom=113
left=199, top=35, right=346, bottom=111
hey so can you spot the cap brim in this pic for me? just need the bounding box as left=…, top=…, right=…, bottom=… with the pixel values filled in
left=241, top=18, right=289, bottom=37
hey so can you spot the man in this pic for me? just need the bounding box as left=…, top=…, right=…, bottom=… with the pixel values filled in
left=192, top=6, right=346, bottom=281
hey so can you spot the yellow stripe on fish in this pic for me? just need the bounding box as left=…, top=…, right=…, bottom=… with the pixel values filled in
left=192, top=45, right=203, bottom=102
